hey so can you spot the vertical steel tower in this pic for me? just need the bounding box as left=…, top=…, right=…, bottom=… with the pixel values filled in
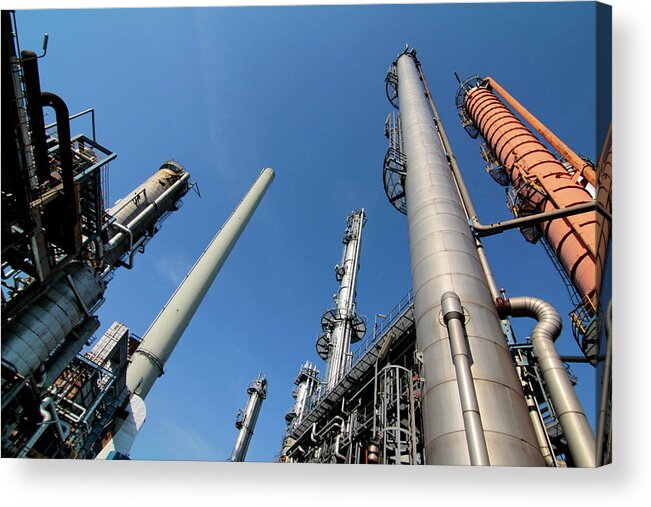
left=284, top=361, right=319, bottom=426
left=229, top=374, right=268, bottom=462
left=384, top=48, right=545, bottom=466
left=316, top=209, right=367, bottom=390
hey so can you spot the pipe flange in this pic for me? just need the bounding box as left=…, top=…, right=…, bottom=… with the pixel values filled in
left=132, top=348, right=165, bottom=377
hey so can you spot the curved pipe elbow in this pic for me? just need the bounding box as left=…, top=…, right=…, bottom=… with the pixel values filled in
left=505, top=296, right=563, bottom=343
left=500, top=295, right=595, bottom=467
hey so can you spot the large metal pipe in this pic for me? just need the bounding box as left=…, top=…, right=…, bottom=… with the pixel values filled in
left=461, top=79, right=597, bottom=301
left=441, top=292, right=490, bottom=466
left=1, top=262, right=105, bottom=377
left=126, top=168, right=274, bottom=399
left=42, top=315, right=101, bottom=385
left=392, top=50, right=544, bottom=466
left=499, top=296, right=596, bottom=467
left=19, top=50, right=50, bottom=186
left=41, top=91, right=81, bottom=254
left=229, top=375, right=267, bottom=462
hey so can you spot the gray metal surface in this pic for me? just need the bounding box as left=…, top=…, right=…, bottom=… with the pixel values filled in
left=441, top=291, right=490, bottom=465
left=286, top=362, right=319, bottom=425
left=42, top=316, right=101, bottom=385
left=229, top=375, right=267, bottom=462
left=506, top=296, right=596, bottom=467
left=2, top=262, right=105, bottom=377
left=323, top=209, right=366, bottom=389
left=126, top=168, right=274, bottom=399
left=394, top=50, right=544, bottom=466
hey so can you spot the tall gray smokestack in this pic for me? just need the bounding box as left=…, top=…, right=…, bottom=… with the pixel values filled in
left=126, top=168, right=275, bottom=400
left=389, top=49, right=544, bottom=466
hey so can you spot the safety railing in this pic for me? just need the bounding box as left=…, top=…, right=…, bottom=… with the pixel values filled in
left=351, top=289, right=414, bottom=367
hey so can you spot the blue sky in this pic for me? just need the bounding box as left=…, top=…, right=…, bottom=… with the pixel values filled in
left=15, top=2, right=602, bottom=462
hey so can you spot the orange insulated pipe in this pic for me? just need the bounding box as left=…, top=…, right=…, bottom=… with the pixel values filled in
left=464, top=83, right=596, bottom=301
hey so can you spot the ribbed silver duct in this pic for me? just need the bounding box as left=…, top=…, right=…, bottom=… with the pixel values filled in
left=393, top=49, right=544, bottom=466
left=42, top=315, right=101, bottom=385
left=2, top=262, right=105, bottom=377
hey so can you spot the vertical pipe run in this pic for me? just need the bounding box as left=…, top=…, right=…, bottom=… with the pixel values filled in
left=394, top=50, right=544, bottom=466
left=502, top=296, right=596, bottom=467
left=126, top=168, right=275, bottom=399
left=441, top=292, right=490, bottom=466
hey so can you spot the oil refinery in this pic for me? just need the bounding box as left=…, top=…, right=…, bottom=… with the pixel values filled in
left=278, top=48, right=611, bottom=467
left=2, top=5, right=611, bottom=470
left=1, top=10, right=274, bottom=459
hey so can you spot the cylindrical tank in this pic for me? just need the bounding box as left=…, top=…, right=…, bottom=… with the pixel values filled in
left=462, top=82, right=596, bottom=300
left=393, top=50, right=544, bottom=466
left=126, top=168, right=274, bottom=399
left=1, top=262, right=105, bottom=377
left=102, top=160, right=191, bottom=267
left=229, top=375, right=268, bottom=462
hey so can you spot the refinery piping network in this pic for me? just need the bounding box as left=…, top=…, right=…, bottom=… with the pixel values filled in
left=1, top=12, right=611, bottom=466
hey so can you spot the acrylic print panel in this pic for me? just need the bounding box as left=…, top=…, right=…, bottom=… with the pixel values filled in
left=1, top=1, right=610, bottom=468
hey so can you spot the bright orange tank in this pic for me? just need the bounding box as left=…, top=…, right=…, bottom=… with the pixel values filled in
left=463, top=81, right=596, bottom=301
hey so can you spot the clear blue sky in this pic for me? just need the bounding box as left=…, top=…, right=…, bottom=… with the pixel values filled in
left=16, top=2, right=601, bottom=462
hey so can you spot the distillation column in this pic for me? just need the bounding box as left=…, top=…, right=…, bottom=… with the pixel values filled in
left=316, top=209, right=367, bottom=390
left=285, top=361, right=319, bottom=426
left=229, top=375, right=268, bottom=462
left=385, top=49, right=545, bottom=466
left=457, top=77, right=597, bottom=304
